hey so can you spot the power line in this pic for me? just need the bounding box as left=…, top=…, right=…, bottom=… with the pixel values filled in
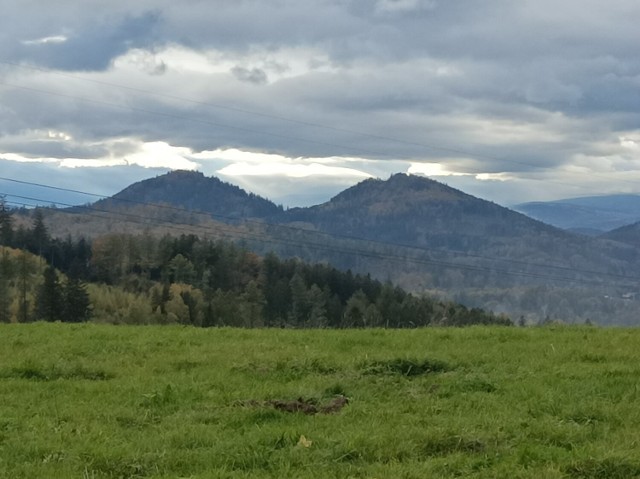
left=3, top=187, right=639, bottom=289
left=1, top=174, right=636, bottom=282
left=0, top=68, right=638, bottom=286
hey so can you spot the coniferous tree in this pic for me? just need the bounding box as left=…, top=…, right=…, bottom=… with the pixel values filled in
left=239, top=280, right=265, bottom=327
left=344, top=290, right=369, bottom=327
left=289, top=271, right=310, bottom=325
left=0, top=278, right=9, bottom=323
left=30, top=209, right=49, bottom=256
left=0, top=197, right=13, bottom=247
left=0, top=249, right=12, bottom=322
left=307, top=284, right=328, bottom=328
left=17, top=251, right=33, bottom=323
left=36, top=266, right=63, bottom=322
left=63, top=276, right=91, bottom=322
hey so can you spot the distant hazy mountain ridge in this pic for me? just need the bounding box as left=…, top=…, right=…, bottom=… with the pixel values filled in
left=513, top=194, right=640, bottom=233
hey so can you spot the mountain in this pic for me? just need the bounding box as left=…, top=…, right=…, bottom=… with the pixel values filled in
left=275, top=174, right=634, bottom=274
left=280, top=174, right=567, bottom=251
left=265, top=174, right=640, bottom=324
left=92, top=170, right=282, bottom=220
left=36, top=171, right=640, bottom=324
left=513, top=195, right=640, bottom=233
left=601, top=221, right=640, bottom=248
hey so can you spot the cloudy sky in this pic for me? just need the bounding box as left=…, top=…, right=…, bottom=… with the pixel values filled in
left=2, top=0, right=640, bottom=208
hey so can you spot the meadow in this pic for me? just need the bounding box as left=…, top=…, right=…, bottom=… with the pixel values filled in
left=1, top=324, right=639, bottom=478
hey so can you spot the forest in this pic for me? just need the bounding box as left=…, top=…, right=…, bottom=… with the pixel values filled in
left=0, top=201, right=511, bottom=328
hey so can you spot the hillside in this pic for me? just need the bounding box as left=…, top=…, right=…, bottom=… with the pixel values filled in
left=513, top=194, right=640, bottom=233
left=601, top=221, right=640, bottom=248
left=0, top=225, right=508, bottom=327
left=265, top=174, right=640, bottom=323
left=18, top=172, right=640, bottom=324
left=92, top=170, right=282, bottom=220
left=276, top=174, right=636, bottom=282
left=280, top=174, right=567, bottom=251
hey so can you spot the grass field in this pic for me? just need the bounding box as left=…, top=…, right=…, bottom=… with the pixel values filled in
left=1, top=324, right=640, bottom=478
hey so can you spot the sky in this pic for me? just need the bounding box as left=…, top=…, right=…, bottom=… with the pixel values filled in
left=2, top=0, right=640, bottom=208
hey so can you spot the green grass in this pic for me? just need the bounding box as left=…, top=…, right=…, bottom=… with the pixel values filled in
left=1, top=324, right=640, bottom=478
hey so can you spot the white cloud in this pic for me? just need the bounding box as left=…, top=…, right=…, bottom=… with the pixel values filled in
left=475, top=172, right=514, bottom=182
left=0, top=153, right=57, bottom=163
left=407, top=162, right=468, bottom=177
left=1, top=139, right=199, bottom=171
left=111, top=44, right=336, bottom=83
left=218, top=161, right=373, bottom=179
left=22, top=35, right=68, bottom=46
left=375, top=0, right=437, bottom=14
left=193, top=148, right=375, bottom=179
left=125, top=141, right=199, bottom=169
left=620, top=135, right=640, bottom=152
left=113, top=45, right=219, bottom=75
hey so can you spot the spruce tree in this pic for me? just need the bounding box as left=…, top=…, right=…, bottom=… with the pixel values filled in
left=0, top=197, right=13, bottom=247
left=289, top=271, right=310, bottom=325
left=30, top=209, right=49, bottom=257
left=63, top=276, right=91, bottom=322
left=239, top=280, right=265, bottom=327
left=307, top=284, right=328, bottom=328
left=36, top=266, right=63, bottom=322
left=0, top=250, right=11, bottom=322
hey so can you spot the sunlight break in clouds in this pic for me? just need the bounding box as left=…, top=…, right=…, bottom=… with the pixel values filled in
left=195, top=148, right=374, bottom=179
left=1, top=140, right=199, bottom=171
left=113, top=44, right=336, bottom=81
left=407, top=162, right=468, bottom=177
left=218, top=161, right=373, bottom=179
left=60, top=141, right=199, bottom=170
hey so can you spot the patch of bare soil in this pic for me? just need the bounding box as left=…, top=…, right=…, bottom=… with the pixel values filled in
left=238, top=396, right=349, bottom=415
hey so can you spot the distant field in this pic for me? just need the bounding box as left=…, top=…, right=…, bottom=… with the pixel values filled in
left=1, top=324, right=640, bottom=478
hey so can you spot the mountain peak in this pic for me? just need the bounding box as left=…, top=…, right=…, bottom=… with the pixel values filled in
left=95, top=170, right=282, bottom=219
left=326, top=173, right=468, bottom=210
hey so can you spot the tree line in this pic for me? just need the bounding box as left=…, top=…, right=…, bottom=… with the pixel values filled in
left=0, top=201, right=511, bottom=327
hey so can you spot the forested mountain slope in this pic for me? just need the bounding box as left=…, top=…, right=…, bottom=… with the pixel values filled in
left=92, top=170, right=282, bottom=220
left=13, top=172, right=640, bottom=324
left=0, top=210, right=509, bottom=327
left=275, top=174, right=637, bottom=286
left=601, top=221, right=640, bottom=248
